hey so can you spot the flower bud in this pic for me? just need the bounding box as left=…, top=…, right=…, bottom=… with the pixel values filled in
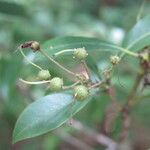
left=73, top=48, right=88, bottom=60
left=110, top=55, right=120, bottom=65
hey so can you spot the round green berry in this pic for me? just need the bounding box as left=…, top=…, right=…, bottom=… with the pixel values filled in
left=50, top=77, right=63, bottom=91
left=38, top=70, right=51, bottom=80
left=73, top=48, right=88, bottom=60
left=31, top=41, right=40, bottom=51
left=110, top=55, right=120, bottom=65
left=74, top=85, right=88, bottom=101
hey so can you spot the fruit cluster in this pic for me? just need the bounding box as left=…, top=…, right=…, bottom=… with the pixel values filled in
left=20, top=45, right=91, bottom=101
left=19, top=41, right=121, bottom=102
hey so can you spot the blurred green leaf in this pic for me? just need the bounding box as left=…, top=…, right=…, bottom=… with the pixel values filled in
left=123, top=15, right=150, bottom=51
left=133, top=100, right=150, bottom=127
left=0, top=1, right=27, bottom=17
left=13, top=93, right=92, bottom=143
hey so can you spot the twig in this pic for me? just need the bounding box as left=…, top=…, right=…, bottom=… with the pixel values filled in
left=81, top=60, right=91, bottom=80
left=88, top=81, right=104, bottom=90
left=127, top=73, right=144, bottom=106
left=119, top=65, right=144, bottom=141
left=107, top=86, right=122, bottom=112
left=70, top=119, right=118, bottom=150
left=100, top=104, right=118, bottom=136
left=54, top=129, right=93, bottom=150
left=119, top=106, right=130, bottom=141
left=62, top=81, right=80, bottom=90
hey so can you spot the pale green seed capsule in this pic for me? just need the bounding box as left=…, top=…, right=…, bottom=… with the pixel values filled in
left=50, top=77, right=63, bottom=91
left=38, top=70, right=51, bottom=80
left=74, top=85, right=88, bottom=101
left=73, top=48, right=88, bottom=60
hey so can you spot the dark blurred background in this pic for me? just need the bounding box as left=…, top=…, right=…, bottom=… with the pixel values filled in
left=0, top=0, right=150, bottom=150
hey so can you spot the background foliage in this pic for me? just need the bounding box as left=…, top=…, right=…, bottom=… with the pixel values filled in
left=0, top=0, right=150, bottom=150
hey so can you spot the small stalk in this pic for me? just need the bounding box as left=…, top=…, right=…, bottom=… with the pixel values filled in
left=62, top=81, right=80, bottom=90
left=40, top=49, right=79, bottom=78
left=19, top=48, right=43, bottom=70
left=88, top=81, right=104, bottom=90
left=81, top=60, right=91, bottom=81
left=127, top=72, right=144, bottom=106
left=53, top=49, right=75, bottom=57
left=20, top=78, right=50, bottom=85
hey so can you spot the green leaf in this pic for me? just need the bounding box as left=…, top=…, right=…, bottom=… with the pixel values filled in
left=34, top=36, right=122, bottom=61
left=123, top=15, right=150, bottom=51
left=13, top=93, right=92, bottom=143
left=0, top=1, right=27, bottom=17
left=133, top=100, right=150, bottom=127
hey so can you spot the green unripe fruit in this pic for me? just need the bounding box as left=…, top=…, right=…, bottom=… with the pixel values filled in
left=38, top=70, right=51, bottom=80
left=74, top=85, right=88, bottom=101
left=50, top=77, right=63, bottom=91
left=31, top=41, right=40, bottom=51
left=73, top=48, right=88, bottom=60
left=110, top=55, right=120, bottom=65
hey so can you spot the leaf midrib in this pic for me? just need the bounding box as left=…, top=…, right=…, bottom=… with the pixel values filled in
left=127, top=32, right=150, bottom=49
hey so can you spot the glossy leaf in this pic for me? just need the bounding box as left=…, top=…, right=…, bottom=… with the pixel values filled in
left=13, top=93, right=92, bottom=143
left=123, top=15, right=150, bottom=51
left=34, top=36, right=122, bottom=61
